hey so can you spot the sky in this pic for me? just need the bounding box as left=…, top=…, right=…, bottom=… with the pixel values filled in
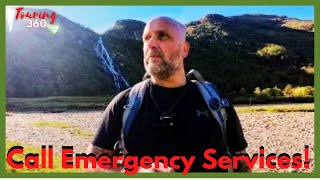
left=12, top=6, right=314, bottom=34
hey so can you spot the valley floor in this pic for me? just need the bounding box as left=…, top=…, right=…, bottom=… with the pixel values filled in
left=6, top=106, right=314, bottom=173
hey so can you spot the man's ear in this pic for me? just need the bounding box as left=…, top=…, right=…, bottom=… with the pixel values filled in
left=182, top=41, right=190, bottom=59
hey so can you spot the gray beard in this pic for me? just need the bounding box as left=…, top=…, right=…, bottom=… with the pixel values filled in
left=148, top=59, right=178, bottom=80
left=144, top=47, right=182, bottom=80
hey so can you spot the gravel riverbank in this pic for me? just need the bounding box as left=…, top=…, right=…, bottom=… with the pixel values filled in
left=6, top=110, right=314, bottom=172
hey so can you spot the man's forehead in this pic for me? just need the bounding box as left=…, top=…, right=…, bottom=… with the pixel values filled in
left=144, top=18, right=181, bottom=34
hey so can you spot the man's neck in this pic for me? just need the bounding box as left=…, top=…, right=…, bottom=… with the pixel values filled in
left=150, top=70, right=186, bottom=88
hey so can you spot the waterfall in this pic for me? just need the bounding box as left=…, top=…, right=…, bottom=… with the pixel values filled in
left=94, top=36, right=130, bottom=91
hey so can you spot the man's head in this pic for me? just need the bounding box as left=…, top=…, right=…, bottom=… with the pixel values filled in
left=142, top=16, right=189, bottom=80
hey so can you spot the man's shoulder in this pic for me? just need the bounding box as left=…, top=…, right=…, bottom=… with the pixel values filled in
left=115, top=88, right=131, bottom=99
left=109, top=80, right=151, bottom=105
left=100, top=88, right=130, bottom=120
left=107, top=88, right=131, bottom=110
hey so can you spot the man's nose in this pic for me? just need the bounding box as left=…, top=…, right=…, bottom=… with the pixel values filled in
left=146, top=37, right=159, bottom=49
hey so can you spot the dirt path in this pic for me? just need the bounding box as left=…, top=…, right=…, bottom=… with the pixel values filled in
left=6, top=111, right=314, bottom=172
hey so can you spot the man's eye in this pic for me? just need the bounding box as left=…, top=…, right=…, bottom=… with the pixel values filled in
left=143, top=36, right=151, bottom=42
left=158, top=32, right=168, bottom=40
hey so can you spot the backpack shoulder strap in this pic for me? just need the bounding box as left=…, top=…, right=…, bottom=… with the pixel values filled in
left=118, top=79, right=150, bottom=154
left=192, top=79, right=233, bottom=172
left=192, top=80, right=229, bottom=135
left=187, top=69, right=230, bottom=148
left=186, top=69, right=229, bottom=129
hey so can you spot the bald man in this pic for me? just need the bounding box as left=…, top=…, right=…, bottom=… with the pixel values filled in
left=87, top=16, right=250, bottom=173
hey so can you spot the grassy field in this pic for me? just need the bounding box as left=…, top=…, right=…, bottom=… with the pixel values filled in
left=6, top=96, right=314, bottom=113
left=6, top=96, right=113, bottom=112
left=235, top=103, right=314, bottom=113
left=30, top=121, right=94, bottom=137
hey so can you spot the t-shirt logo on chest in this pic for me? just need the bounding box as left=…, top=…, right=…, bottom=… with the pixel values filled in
left=196, top=109, right=209, bottom=117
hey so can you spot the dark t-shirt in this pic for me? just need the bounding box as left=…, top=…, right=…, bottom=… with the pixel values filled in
left=92, top=79, right=248, bottom=172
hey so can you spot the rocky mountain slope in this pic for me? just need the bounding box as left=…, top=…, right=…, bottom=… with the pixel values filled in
left=6, top=10, right=314, bottom=97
